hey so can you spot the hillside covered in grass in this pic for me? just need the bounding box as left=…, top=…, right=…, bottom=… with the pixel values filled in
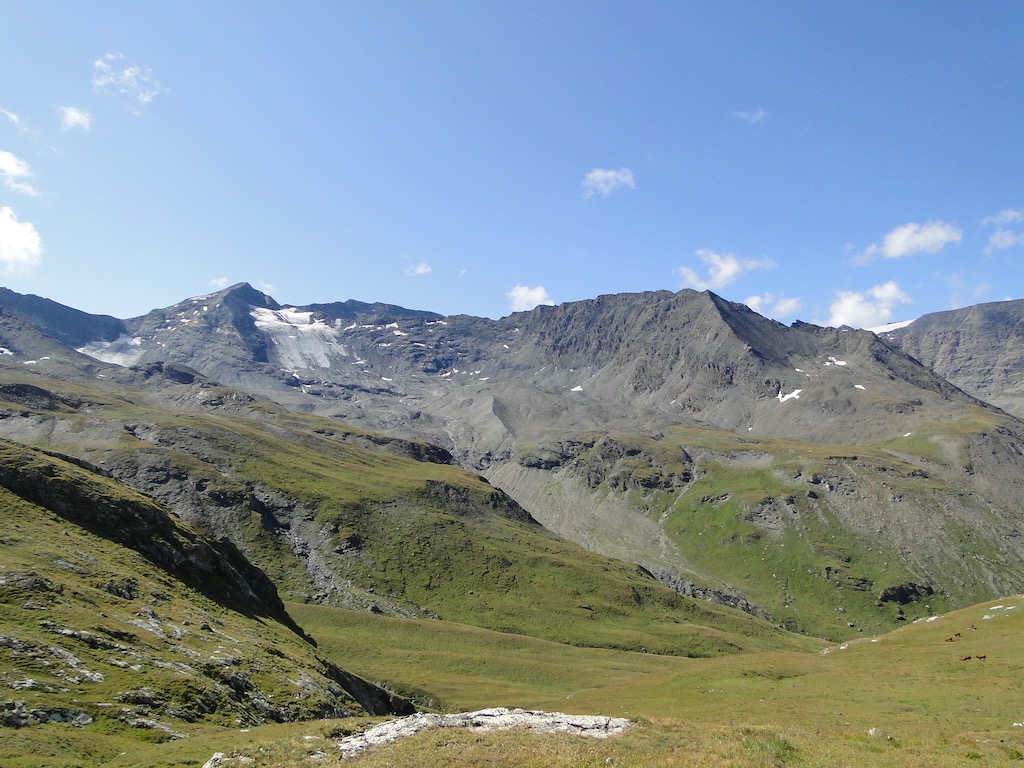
left=0, top=440, right=410, bottom=762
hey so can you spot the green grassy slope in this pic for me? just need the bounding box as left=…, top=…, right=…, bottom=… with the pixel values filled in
left=120, top=410, right=813, bottom=656
left=0, top=445, right=418, bottom=761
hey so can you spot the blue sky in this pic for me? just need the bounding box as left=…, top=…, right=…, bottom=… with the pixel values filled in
left=1, top=2, right=1022, bottom=327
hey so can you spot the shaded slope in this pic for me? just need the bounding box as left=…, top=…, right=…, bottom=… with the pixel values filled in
left=0, top=287, right=125, bottom=347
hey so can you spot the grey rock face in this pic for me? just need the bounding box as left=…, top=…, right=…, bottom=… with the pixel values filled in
left=881, top=298, right=1024, bottom=420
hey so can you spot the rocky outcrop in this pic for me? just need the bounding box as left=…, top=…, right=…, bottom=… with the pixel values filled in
left=650, top=569, right=774, bottom=622
left=878, top=582, right=934, bottom=605
left=334, top=708, right=630, bottom=760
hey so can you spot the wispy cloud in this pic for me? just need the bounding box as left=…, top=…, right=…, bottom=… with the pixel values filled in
left=981, top=209, right=1024, bottom=256
left=857, top=220, right=962, bottom=262
left=0, top=206, right=42, bottom=273
left=1, top=110, right=35, bottom=139
left=679, top=248, right=774, bottom=291
left=406, top=262, right=432, bottom=276
left=507, top=284, right=554, bottom=312
left=93, top=52, right=166, bottom=112
left=59, top=106, right=91, bottom=131
left=982, top=209, right=1024, bottom=227
left=745, top=293, right=802, bottom=319
left=581, top=167, right=635, bottom=200
left=827, top=281, right=911, bottom=328
left=985, top=229, right=1024, bottom=256
left=0, top=150, right=41, bottom=197
left=208, top=276, right=231, bottom=290
left=731, top=109, right=766, bottom=123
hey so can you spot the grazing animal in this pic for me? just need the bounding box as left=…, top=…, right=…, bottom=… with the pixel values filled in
left=955, top=632, right=962, bottom=638
left=945, top=637, right=955, bottom=642
left=976, top=655, right=986, bottom=660
left=959, top=655, right=972, bottom=662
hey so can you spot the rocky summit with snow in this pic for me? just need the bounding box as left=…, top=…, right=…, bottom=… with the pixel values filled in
left=2, top=282, right=1024, bottom=643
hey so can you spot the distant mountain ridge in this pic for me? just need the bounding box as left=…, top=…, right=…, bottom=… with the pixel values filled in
left=54, top=282, right=987, bottom=450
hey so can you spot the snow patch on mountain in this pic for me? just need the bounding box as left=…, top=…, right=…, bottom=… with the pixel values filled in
left=251, top=306, right=350, bottom=369
left=76, top=334, right=146, bottom=367
left=868, top=318, right=916, bottom=334
left=778, top=388, right=802, bottom=403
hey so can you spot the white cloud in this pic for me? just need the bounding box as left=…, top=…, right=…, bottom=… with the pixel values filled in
left=507, top=284, right=554, bottom=312
left=982, top=209, right=1024, bottom=227
left=860, top=220, right=962, bottom=261
left=746, top=293, right=802, bottom=319
left=582, top=167, right=635, bottom=199
left=0, top=207, right=42, bottom=273
left=986, top=229, right=1024, bottom=254
left=208, top=276, right=230, bottom=289
left=679, top=248, right=774, bottom=291
left=773, top=296, right=803, bottom=317
left=0, top=150, right=40, bottom=197
left=827, top=281, right=911, bottom=328
left=731, top=109, right=766, bottom=123
left=1, top=110, right=34, bottom=139
left=406, top=262, right=432, bottom=276
left=93, top=52, right=166, bottom=111
left=59, top=106, right=91, bottom=131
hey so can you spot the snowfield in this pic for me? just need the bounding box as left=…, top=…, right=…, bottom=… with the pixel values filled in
left=251, top=306, right=350, bottom=369
left=76, top=335, right=146, bottom=367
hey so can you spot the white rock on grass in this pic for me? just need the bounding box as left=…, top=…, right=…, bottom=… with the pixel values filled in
left=337, top=707, right=630, bottom=759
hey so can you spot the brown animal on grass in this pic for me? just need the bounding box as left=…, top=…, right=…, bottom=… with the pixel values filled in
left=959, top=655, right=972, bottom=661
left=976, top=655, right=986, bottom=660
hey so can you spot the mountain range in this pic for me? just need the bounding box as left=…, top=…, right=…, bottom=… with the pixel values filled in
left=1, top=282, right=1023, bottom=744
